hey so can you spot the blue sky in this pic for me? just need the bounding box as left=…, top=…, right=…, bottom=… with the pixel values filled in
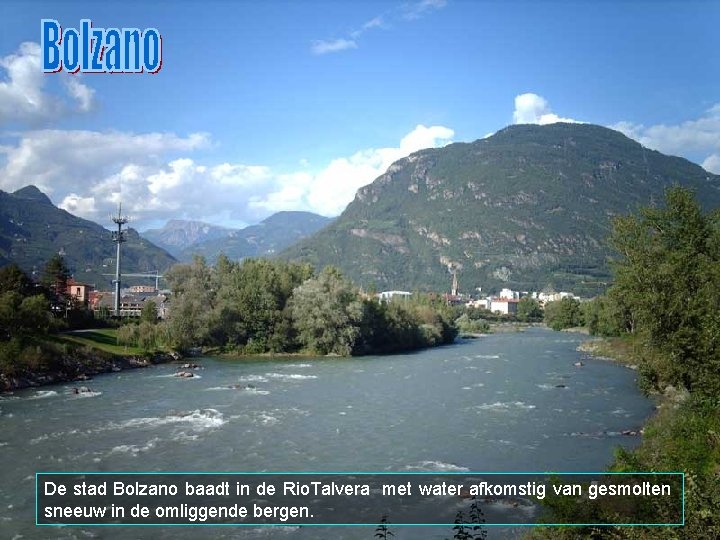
left=0, top=0, right=718, bottom=230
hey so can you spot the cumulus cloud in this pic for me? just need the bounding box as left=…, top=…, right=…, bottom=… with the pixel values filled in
left=0, top=130, right=210, bottom=196
left=611, top=104, right=720, bottom=174
left=311, top=39, right=358, bottom=55
left=59, top=193, right=97, bottom=216
left=0, top=42, right=96, bottom=123
left=251, top=124, right=454, bottom=215
left=63, top=77, right=95, bottom=112
left=84, top=158, right=274, bottom=225
left=0, top=124, right=453, bottom=229
left=512, top=93, right=580, bottom=125
left=703, top=154, right=720, bottom=174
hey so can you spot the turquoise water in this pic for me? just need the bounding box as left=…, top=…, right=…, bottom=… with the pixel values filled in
left=0, top=328, right=654, bottom=539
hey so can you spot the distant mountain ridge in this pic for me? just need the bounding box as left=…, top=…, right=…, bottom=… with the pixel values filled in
left=0, top=186, right=176, bottom=287
left=142, top=220, right=234, bottom=257
left=172, top=211, right=333, bottom=263
left=282, top=123, right=720, bottom=295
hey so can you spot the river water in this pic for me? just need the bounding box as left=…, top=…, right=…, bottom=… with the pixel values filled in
left=0, top=328, right=654, bottom=539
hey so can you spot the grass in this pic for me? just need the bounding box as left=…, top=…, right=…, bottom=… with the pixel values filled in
left=577, top=334, right=643, bottom=368
left=51, top=328, right=144, bottom=356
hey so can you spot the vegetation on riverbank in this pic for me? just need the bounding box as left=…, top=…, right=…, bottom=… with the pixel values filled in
left=0, top=260, right=176, bottom=391
left=126, top=257, right=457, bottom=357
left=53, top=329, right=143, bottom=356
left=533, top=187, right=720, bottom=538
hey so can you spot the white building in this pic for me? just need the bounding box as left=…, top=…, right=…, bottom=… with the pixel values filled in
left=490, top=298, right=519, bottom=315
left=535, top=291, right=581, bottom=304
left=466, top=297, right=491, bottom=310
left=377, top=291, right=412, bottom=302
left=499, top=288, right=519, bottom=299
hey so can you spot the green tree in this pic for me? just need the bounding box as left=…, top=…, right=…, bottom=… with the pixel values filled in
left=137, top=321, right=158, bottom=351
left=164, top=256, right=214, bottom=350
left=140, top=299, right=158, bottom=324
left=42, top=254, right=70, bottom=298
left=19, top=294, right=52, bottom=335
left=0, top=338, right=23, bottom=375
left=0, top=292, right=50, bottom=340
left=608, top=185, right=720, bottom=395
left=289, top=266, right=364, bottom=355
left=0, top=291, right=25, bottom=340
left=526, top=187, right=720, bottom=539
left=582, top=295, right=623, bottom=337
left=516, top=297, right=543, bottom=322
left=0, top=263, right=34, bottom=295
left=544, top=297, right=582, bottom=331
left=116, top=323, right=139, bottom=348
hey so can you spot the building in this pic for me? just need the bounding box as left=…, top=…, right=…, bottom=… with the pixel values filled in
left=533, top=291, right=581, bottom=305
left=66, top=279, right=92, bottom=305
left=465, top=297, right=491, bottom=310
left=490, top=298, right=519, bottom=315
left=128, top=285, right=156, bottom=293
left=377, top=291, right=412, bottom=302
left=92, top=291, right=170, bottom=318
left=499, top=288, right=519, bottom=300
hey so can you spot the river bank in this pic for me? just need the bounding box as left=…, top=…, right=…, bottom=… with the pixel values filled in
left=0, top=327, right=654, bottom=540
left=577, top=335, right=694, bottom=412
left=0, top=345, right=181, bottom=392
left=528, top=332, right=716, bottom=538
left=576, top=337, right=639, bottom=370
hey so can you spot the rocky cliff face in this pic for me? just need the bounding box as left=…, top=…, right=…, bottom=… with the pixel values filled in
left=283, top=123, right=720, bottom=295
left=142, top=220, right=235, bottom=257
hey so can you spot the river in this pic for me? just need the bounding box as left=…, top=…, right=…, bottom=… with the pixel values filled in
left=0, top=328, right=654, bottom=539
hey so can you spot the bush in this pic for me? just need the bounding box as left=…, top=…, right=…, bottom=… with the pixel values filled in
left=455, top=313, right=490, bottom=334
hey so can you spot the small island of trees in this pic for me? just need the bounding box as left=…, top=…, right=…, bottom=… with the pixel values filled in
left=121, top=257, right=457, bottom=356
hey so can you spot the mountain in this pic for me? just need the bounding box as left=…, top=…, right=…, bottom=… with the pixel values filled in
left=177, top=211, right=333, bottom=263
left=282, top=123, right=720, bottom=296
left=0, top=185, right=176, bottom=287
left=142, top=220, right=234, bottom=257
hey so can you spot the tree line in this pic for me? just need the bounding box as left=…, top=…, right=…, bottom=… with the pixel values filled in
left=531, top=186, right=720, bottom=538
left=0, top=254, right=91, bottom=376
left=121, top=255, right=457, bottom=356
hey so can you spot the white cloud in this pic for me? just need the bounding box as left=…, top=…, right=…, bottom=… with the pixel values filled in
left=512, top=93, right=580, bottom=125
left=59, top=193, right=96, bottom=215
left=312, top=0, right=446, bottom=55
left=63, top=77, right=95, bottom=112
left=0, top=42, right=96, bottom=124
left=362, top=16, right=385, bottom=30
left=0, top=130, right=209, bottom=197
left=611, top=104, right=720, bottom=173
left=0, top=125, right=453, bottom=229
left=252, top=124, right=454, bottom=216
left=402, top=0, right=448, bottom=20
left=702, top=154, right=720, bottom=174
left=351, top=16, right=386, bottom=38
left=311, top=39, right=358, bottom=55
